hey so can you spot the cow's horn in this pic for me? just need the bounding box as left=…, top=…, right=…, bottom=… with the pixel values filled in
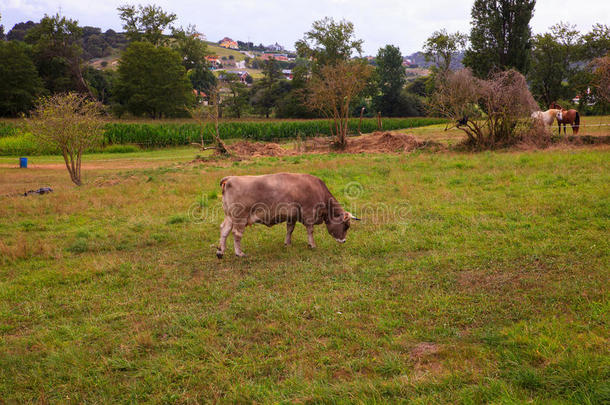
left=348, top=212, right=361, bottom=221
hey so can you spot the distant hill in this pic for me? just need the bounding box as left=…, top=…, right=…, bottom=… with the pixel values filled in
left=404, top=51, right=465, bottom=70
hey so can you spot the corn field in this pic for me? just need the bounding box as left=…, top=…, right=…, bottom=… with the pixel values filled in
left=0, top=118, right=447, bottom=155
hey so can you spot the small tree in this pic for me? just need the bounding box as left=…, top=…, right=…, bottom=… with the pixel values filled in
left=27, top=93, right=105, bottom=186
left=117, top=4, right=176, bottom=46
left=423, top=29, right=467, bottom=73
left=307, top=60, right=372, bottom=148
left=189, top=86, right=228, bottom=155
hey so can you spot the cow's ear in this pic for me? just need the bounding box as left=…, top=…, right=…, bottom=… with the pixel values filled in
left=343, top=212, right=350, bottom=221
left=346, top=212, right=361, bottom=221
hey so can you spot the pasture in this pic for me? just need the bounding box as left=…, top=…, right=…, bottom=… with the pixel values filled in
left=0, top=134, right=609, bottom=402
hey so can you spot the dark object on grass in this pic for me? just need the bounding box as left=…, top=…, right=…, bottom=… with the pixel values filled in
left=24, top=187, right=53, bottom=196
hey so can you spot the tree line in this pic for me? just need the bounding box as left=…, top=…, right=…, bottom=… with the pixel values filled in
left=0, top=1, right=609, bottom=120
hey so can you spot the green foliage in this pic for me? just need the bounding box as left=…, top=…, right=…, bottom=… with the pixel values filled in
left=103, top=118, right=446, bottom=147
left=250, top=60, right=288, bottom=118
left=463, top=0, right=535, bottom=77
left=189, top=65, right=217, bottom=95
left=115, top=42, right=194, bottom=118
left=171, top=25, right=209, bottom=70
left=528, top=33, right=568, bottom=106
left=295, top=17, right=363, bottom=67
left=0, top=133, right=49, bottom=155
left=423, top=29, right=467, bottom=73
left=0, top=41, right=45, bottom=116
left=25, top=14, right=88, bottom=95
left=219, top=73, right=250, bottom=118
left=83, top=66, right=116, bottom=104
left=102, top=144, right=140, bottom=154
left=373, top=45, right=407, bottom=116
left=528, top=23, right=610, bottom=108
left=117, top=4, right=176, bottom=46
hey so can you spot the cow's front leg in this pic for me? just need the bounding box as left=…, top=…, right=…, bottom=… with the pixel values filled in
left=306, top=224, right=316, bottom=248
left=285, top=220, right=296, bottom=246
left=216, top=217, right=232, bottom=259
left=232, top=223, right=247, bottom=257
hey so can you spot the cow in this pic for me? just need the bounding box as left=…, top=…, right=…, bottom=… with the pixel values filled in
left=216, top=173, right=360, bottom=258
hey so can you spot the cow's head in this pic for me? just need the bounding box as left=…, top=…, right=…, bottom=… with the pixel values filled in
left=326, top=211, right=360, bottom=243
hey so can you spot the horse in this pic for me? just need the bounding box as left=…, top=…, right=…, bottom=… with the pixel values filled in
left=531, top=109, right=562, bottom=126
left=549, top=102, right=580, bottom=135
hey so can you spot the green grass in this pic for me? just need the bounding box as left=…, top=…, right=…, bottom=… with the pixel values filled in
left=0, top=147, right=608, bottom=403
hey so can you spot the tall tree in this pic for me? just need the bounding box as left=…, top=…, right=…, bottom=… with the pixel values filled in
left=25, top=14, right=92, bottom=96
left=423, top=29, right=468, bottom=73
left=117, top=4, right=176, bottom=46
left=115, top=41, right=193, bottom=118
left=171, top=25, right=209, bottom=70
left=6, top=21, right=38, bottom=41
left=528, top=33, right=567, bottom=106
left=219, top=73, right=249, bottom=118
left=373, top=45, right=407, bottom=116
left=189, top=64, right=217, bottom=96
left=295, top=17, right=363, bottom=67
left=0, top=41, right=45, bottom=116
left=463, top=0, right=536, bottom=77
left=250, top=59, right=284, bottom=118
left=581, top=24, right=610, bottom=60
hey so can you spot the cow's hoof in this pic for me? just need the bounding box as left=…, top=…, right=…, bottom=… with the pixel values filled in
left=308, top=244, right=316, bottom=249
left=216, top=250, right=223, bottom=259
left=235, top=252, right=247, bottom=257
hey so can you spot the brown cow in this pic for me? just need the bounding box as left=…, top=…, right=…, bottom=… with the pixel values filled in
left=216, top=173, right=360, bottom=258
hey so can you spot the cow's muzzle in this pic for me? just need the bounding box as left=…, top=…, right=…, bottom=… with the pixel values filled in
left=335, top=238, right=346, bottom=243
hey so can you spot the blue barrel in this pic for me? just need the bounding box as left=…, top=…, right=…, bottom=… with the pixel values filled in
left=20, top=157, right=28, bottom=168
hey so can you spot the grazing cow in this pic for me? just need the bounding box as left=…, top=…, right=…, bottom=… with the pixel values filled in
left=216, top=173, right=360, bottom=258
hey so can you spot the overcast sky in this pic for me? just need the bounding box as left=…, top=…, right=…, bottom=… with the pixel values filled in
left=1, top=0, right=608, bottom=55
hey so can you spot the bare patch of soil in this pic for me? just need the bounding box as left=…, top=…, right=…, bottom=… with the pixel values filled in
left=410, top=342, right=441, bottom=360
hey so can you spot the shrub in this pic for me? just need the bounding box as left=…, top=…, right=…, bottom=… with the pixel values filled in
left=429, top=69, right=540, bottom=148
left=0, top=135, right=40, bottom=155
left=102, top=144, right=140, bottom=153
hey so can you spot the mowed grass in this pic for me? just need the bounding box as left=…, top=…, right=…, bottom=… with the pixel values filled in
left=0, top=147, right=608, bottom=403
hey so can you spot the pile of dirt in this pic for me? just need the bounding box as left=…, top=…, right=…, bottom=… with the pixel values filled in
left=345, top=132, right=428, bottom=153
left=229, top=141, right=292, bottom=157
left=198, top=132, right=439, bottom=159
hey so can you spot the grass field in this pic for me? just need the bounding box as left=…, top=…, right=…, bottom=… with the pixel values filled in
left=0, top=142, right=609, bottom=402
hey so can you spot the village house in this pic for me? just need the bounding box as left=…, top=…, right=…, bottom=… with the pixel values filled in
left=282, top=69, right=293, bottom=80
left=205, top=55, right=221, bottom=69
left=219, top=71, right=252, bottom=85
left=219, top=37, right=238, bottom=49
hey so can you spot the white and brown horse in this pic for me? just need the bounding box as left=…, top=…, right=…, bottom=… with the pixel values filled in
left=531, top=109, right=563, bottom=126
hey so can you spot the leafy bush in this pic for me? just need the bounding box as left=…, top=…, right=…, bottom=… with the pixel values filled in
left=0, top=122, right=21, bottom=138
left=101, top=144, right=140, bottom=153
left=0, top=134, right=58, bottom=155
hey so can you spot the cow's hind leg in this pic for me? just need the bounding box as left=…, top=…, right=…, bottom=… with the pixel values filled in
left=232, top=222, right=247, bottom=257
left=305, top=224, right=316, bottom=249
left=285, top=220, right=296, bottom=246
left=217, top=217, right=232, bottom=259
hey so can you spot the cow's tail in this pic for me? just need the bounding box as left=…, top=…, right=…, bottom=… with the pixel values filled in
left=220, top=176, right=231, bottom=194
left=574, top=112, right=580, bottom=134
